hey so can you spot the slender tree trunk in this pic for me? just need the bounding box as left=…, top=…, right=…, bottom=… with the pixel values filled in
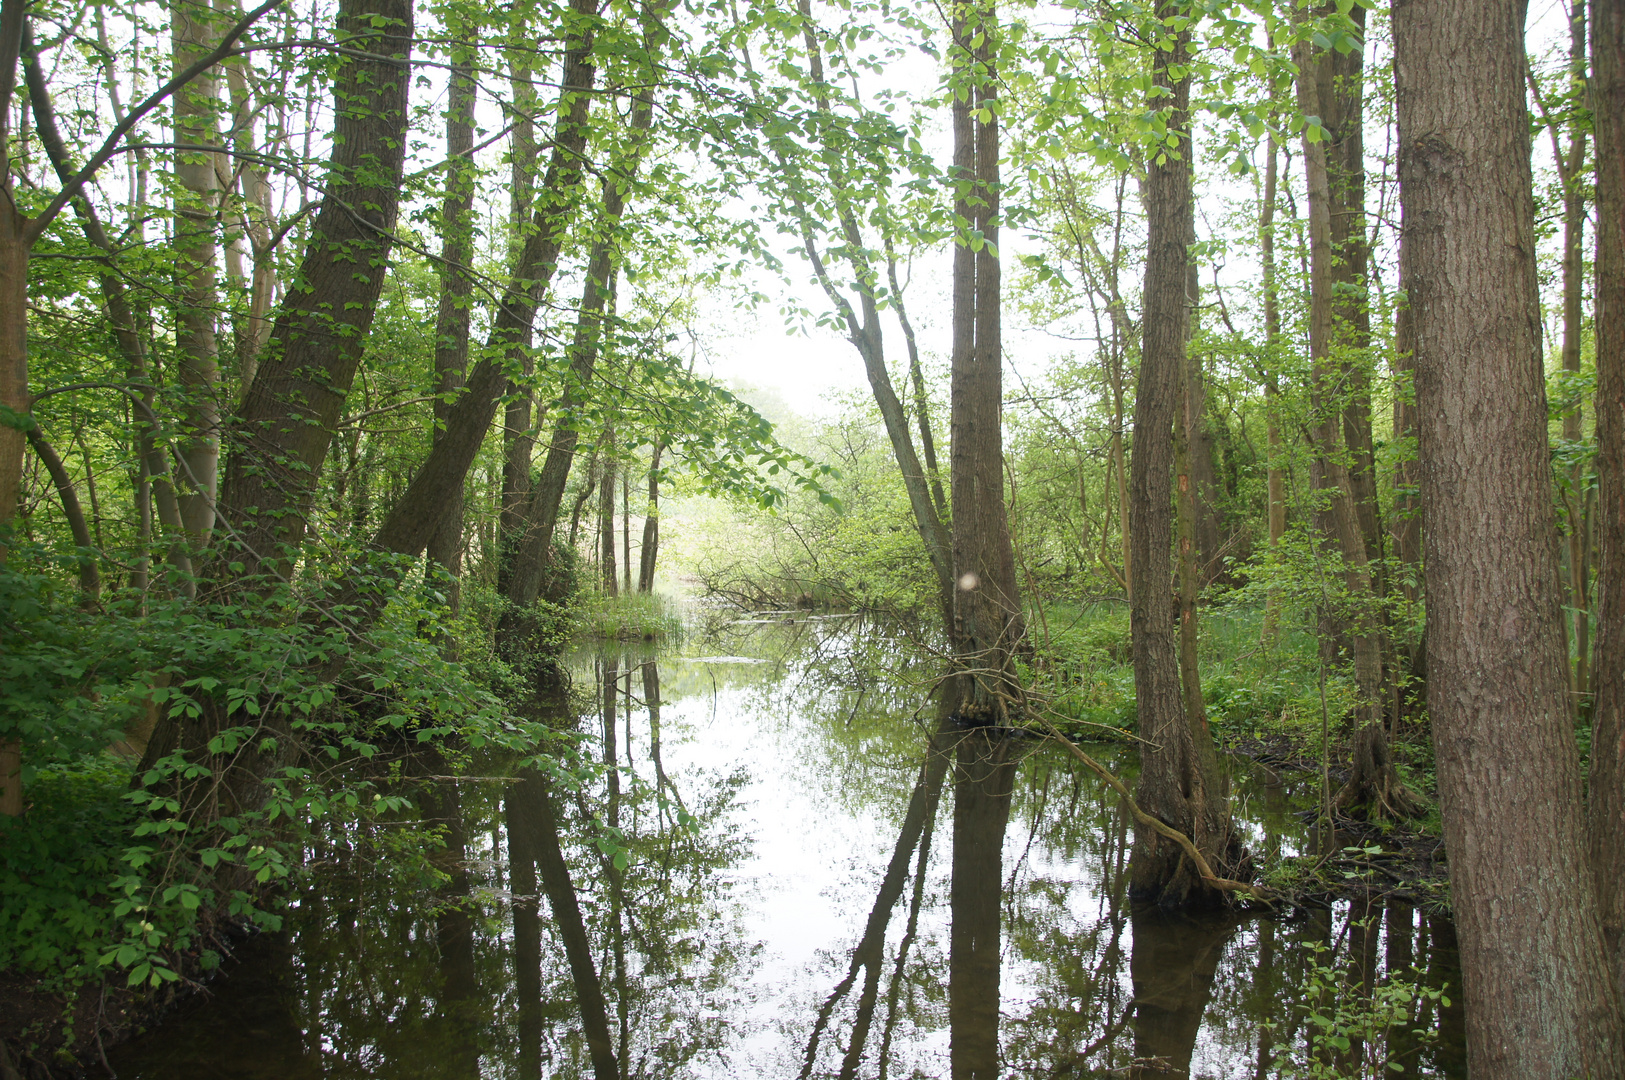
left=1127, top=5, right=1242, bottom=906
left=637, top=443, right=662, bottom=593
left=222, top=47, right=276, bottom=395
left=1395, top=0, right=1625, bottom=1067
left=1559, top=1, right=1592, bottom=713
left=1591, top=0, right=1625, bottom=1001
left=25, top=427, right=100, bottom=598
left=1389, top=282, right=1423, bottom=723
left=1260, top=134, right=1286, bottom=641
left=425, top=23, right=478, bottom=619
left=170, top=0, right=223, bottom=550
left=367, top=0, right=606, bottom=570
left=1299, top=30, right=1413, bottom=817
left=948, top=0, right=1023, bottom=722
left=599, top=442, right=617, bottom=596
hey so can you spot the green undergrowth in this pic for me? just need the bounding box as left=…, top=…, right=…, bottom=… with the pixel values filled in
left=574, top=590, right=685, bottom=643
left=1029, top=600, right=1343, bottom=742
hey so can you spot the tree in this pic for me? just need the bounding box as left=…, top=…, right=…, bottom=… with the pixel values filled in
left=1125, top=0, right=1242, bottom=907
left=948, top=0, right=1023, bottom=721
left=1394, top=0, right=1625, bottom=1068
left=1591, top=0, right=1625, bottom=999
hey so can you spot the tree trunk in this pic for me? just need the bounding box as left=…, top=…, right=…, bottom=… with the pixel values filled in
left=215, top=0, right=413, bottom=584
left=170, top=0, right=223, bottom=550
left=425, top=22, right=478, bottom=618
left=948, top=0, right=1023, bottom=722
left=366, top=0, right=605, bottom=570
left=1127, top=6, right=1241, bottom=906
left=1591, top=0, right=1625, bottom=1001
left=598, top=444, right=617, bottom=597
left=637, top=443, right=662, bottom=593
left=1260, top=132, right=1287, bottom=642
left=1395, top=0, right=1625, bottom=1067
left=1298, top=30, right=1414, bottom=818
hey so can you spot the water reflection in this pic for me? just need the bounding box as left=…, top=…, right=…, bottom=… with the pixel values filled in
left=107, top=617, right=1467, bottom=1079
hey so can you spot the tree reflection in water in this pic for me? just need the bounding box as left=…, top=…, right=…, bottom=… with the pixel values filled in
left=104, top=618, right=1467, bottom=1079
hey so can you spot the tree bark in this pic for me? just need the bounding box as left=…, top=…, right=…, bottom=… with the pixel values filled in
left=215, top=0, right=413, bottom=584
left=424, top=22, right=479, bottom=618
left=598, top=442, right=617, bottom=596
left=170, top=0, right=224, bottom=550
left=637, top=442, right=662, bottom=593
left=1127, top=5, right=1242, bottom=906
left=1260, top=132, right=1286, bottom=641
left=1591, top=0, right=1625, bottom=1001
left=1395, top=0, right=1625, bottom=1067
left=948, top=0, right=1023, bottom=721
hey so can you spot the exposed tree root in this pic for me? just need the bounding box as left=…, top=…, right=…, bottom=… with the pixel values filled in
left=1031, top=716, right=1279, bottom=903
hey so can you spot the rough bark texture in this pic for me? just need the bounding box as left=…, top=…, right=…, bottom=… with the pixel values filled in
left=215, top=0, right=412, bottom=582
left=949, top=0, right=1023, bottom=721
left=1395, top=0, right=1625, bottom=1067
left=1126, top=9, right=1241, bottom=908
left=1592, top=0, right=1625, bottom=1001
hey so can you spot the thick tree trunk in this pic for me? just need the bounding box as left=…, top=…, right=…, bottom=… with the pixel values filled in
left=1591, top=0, right=1625, bottom=1001
left=215, top=0, right=412, bottom=584
left=1395, top=0, right=1625, bottom=1067
left=1127, top=7, right=1241, bottom=906
left=948, top=0, right=1023, bottom=721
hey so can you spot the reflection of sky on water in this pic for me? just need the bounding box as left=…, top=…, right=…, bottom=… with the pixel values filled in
left=108, top=616, right=1464, bottom=1079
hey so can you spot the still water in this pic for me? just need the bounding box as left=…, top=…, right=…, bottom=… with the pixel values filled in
left=108, top=615, right=1467, bottom=1078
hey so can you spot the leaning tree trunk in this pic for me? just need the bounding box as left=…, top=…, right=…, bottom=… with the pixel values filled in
left=948, top=0, right=1023, bottom=723
left=137, top=0, right=415, bottom=804
left=1591, top=0, right=1625, bottom=1001
left=1395, top=0, right=1625, bottom=1068
left=214, top=0, right=413, bottom=586
left=1126, top=4, right=1242, bottom=908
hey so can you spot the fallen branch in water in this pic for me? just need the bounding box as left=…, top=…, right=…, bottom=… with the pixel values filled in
left=1030, top=715, right=1280, bottom=903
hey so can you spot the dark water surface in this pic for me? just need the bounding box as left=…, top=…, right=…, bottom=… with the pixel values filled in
left=107, top=615, right=1467, bottom=1078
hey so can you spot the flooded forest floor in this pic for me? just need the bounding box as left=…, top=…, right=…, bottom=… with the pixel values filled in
left=19, top=610, right=1467, bottom=1078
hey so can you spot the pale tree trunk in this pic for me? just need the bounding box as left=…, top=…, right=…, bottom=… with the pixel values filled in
left=171, top=0, right=223, bottom=549
left=948, top=0, right=1023, bottom=722
left=1126, top=4, right=1241, bottom=906
left=1395, top=0, right=1625, bottom=1067
left=222, top=35, right=277, bottom=395
left=500, top=35, right=540, bottom=563
left=1590, top=0, right=1625, bottom=1001
left=1389, top=280, right=1423, bottom=721
left=425, top=21, right=478, bottom=620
